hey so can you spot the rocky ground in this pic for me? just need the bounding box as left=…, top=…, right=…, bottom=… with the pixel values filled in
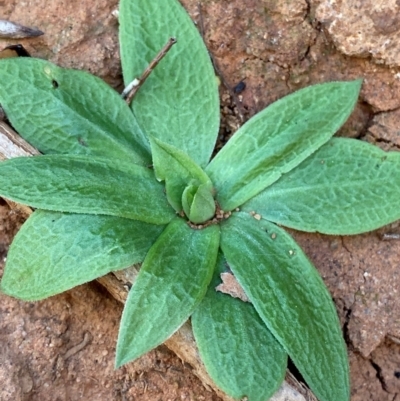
left=1, top=0, right=400, bottom=400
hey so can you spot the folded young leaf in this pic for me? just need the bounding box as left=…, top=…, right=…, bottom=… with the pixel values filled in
left=243, top=138, right=400, bottom=235
left=119, top=0, right=219, bottom=168
left=1, top=210, right=164, bottom=301
left=0, top=58, right=151, bottom=165
left=0, top=155, right=174, bottom=224
left=206, top=80, right=362, bottom=211
left=182, top=182, right=215, bottom=224
left=116, top=218, right=220, bottom=367
left=149, top=136, right=213, bottom=212
left=192, top=252, right=287, bottom=401
left=220, top=212, right=349, bottom=401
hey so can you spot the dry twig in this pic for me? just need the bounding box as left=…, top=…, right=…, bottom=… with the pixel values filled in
left=123, top=37, right=177, bottom=105
left=0, top=20, right=43, bottom=39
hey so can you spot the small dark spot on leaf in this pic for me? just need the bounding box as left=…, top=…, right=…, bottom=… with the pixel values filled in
left=52, top=79, right=59, bottom=88
left=77, top=137, right=88, bottom=147
left=233, top=81, right=246, bottom=94
left=394, top=371, right=400, bottom=379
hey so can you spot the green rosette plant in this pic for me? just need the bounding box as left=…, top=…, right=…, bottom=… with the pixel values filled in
left=1, top=1, right=400, bottom=401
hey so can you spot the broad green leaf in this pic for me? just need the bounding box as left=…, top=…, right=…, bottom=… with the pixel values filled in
left=0, top=155, right=174, bottom=224
left=192, top=252, right=287, bottom=401
left=149, top=136, right=213, bottom=212
left=206, top=80, right=362, bottom=211
left=119, top=0, right=219, bottom=167
left=0, top=58, right=150, bottom=165
left=220, top=212, right=349, bottom=401
left=116, top=218, right=220, bottom=366
left=182, top=182, right=215, bottom=224
left=1, top=210, right=163, bottom=301
left=243, top=138, right=400, bottom=234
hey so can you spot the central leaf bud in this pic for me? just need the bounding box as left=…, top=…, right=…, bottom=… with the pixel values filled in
left=182, top=182, right=215, bottom=224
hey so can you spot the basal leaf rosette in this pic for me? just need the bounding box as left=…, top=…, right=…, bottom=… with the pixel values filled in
left=0, top=76, right=364, bottom=401
left=1, top=0, right=400, bottom=400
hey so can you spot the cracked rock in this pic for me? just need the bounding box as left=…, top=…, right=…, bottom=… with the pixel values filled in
left=365, top=109, right=400, bottom=151
left=316, top=0, right=400, bottom=67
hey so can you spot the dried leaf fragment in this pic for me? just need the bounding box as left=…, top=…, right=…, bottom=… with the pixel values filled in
left=216, top=272, right=250, bottom=302
left=0, top=20, right=43, bottom=39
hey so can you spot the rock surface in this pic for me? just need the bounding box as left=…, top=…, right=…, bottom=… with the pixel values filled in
left=316, top=0, right=400, bottom=67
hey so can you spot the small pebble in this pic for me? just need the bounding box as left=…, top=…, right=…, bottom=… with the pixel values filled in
left=233, top=80, right=246, bottom=94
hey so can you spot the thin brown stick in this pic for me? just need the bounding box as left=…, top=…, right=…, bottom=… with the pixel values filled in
left=124, top=37, right=177, bottom=105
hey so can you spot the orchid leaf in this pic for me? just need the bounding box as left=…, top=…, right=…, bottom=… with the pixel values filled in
left=192, top=252, right=287, bottom=401
left=0, top=155, right=174, bottom=224
left=243, top=138, right=400, bottom=235
left=206, top=80, right=362, bottom=211
left=116, top=218, right=219, bottom=366
left=119, top=0, right=219, bottom=167
left=1, top=210, right=163, bottom=301
left=220, top=212, right=349, bottom=401
left=0, top=58, right=150, bottom=165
